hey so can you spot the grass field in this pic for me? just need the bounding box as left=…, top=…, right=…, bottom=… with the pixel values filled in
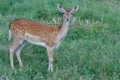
left=0, top=0, right=120, bottom=80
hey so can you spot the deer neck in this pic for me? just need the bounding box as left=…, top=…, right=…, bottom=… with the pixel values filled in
left=56, top=18, right=70, bottom=43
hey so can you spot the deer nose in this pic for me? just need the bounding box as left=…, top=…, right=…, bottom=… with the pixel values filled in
left=66, top=19, right=69, bottom=21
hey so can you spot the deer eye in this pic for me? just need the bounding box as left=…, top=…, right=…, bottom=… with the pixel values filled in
left=62, top=13, right=65, bottom=14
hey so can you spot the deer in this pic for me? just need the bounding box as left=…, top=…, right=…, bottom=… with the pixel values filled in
left=8, top=4, right=79, bottom=71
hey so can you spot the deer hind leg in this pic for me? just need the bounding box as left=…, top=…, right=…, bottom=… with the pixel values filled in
left=9, top=38, right=24, bottom=69
left=46, top=47, right=54, bottom=72
left=15, top=41, right=26, bottom=68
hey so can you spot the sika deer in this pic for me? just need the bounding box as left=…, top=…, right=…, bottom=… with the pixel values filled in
left=8, top=4, right=79, bottom=71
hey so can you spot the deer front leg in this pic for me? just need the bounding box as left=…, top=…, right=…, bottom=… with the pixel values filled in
left=47, top=47, right=54, bottom=72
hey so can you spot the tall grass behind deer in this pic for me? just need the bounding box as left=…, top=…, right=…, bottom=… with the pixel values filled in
left=8, top=4, right=79, bottom=71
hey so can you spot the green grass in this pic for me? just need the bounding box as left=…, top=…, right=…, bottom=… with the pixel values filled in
left=0, top=0, right=120, bottom=80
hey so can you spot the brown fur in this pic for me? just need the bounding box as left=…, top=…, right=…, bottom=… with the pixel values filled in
left=10, top=19, right=60, bottom=46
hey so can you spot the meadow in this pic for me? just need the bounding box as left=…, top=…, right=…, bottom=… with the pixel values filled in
left=0, top=0, right=120, bottom=80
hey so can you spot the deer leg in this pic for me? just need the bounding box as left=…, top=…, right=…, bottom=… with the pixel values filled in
left=15, top=41, right=26, bottom=68
left=9, top=39, right=23, bottom=69
left=46, top=47, right=54, bottom=72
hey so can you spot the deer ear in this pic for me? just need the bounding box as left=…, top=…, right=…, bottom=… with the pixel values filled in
left=57, top=4, right=66, bottom=13
left=70, top=5, right=79, bottom=13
